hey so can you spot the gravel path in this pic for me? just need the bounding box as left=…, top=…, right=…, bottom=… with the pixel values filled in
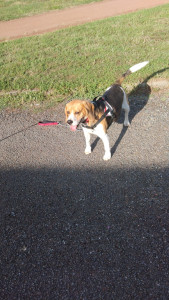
left=0, top=0, right=168, bottom=41
left=1, top=89, right=169, bottom=298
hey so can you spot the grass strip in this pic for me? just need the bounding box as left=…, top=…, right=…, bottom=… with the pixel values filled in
left=0, top=0, right=102, bottom=21
left=0, top=4, right=169, bottom=110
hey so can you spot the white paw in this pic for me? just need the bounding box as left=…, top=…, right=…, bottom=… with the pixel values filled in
left=103, top=152, right=111, bottom=161
left=85, top=147, right=91, bottom=155
left=124, top=121, right=130, bottom=127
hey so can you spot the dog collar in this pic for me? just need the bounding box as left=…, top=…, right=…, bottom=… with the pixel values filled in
left=81, top=117, right=89, bottom=125
left=85, top=118, right=89, bottom=123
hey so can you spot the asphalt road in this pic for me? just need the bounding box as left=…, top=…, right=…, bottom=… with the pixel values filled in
left=0, top=90, right=169, bottom=299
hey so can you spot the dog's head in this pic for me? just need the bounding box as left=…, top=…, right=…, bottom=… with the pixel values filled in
left=65, top=100, right=90, bottom=131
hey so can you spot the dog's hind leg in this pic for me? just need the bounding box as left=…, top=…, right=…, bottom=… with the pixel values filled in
left=121, top=88, right=130, bottom=127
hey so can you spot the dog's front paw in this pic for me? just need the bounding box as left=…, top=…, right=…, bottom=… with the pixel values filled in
left=103, top=152, right=111, bottom=161
left=85, top=147, right=91, bottom=155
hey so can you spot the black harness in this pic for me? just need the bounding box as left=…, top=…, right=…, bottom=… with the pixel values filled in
left=82, top=96, right=116, bottom=130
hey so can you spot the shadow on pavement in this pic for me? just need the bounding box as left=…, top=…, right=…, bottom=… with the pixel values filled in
left=1, top=165, right=169, bottom=299
left=110, top=67, right=169, bottom=157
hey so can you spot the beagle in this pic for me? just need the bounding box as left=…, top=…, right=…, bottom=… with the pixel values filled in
left=65, top=61, right=149, bottom=160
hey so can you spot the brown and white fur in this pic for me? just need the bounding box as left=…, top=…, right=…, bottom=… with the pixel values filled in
left=65, top=61, right=149, bottom=160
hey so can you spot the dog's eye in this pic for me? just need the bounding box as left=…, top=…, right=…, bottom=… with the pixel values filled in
left=67, top=111, right=70, bottom=115
left=75, top=111, right=80, bottom=115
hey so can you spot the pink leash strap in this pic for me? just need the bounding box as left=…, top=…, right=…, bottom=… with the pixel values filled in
left=38, top=120, right=60, bottom=126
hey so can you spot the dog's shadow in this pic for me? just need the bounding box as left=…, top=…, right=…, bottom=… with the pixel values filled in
left=91, top=68, right=168, bottom=157
left=110, top=80, right=151, bottom=156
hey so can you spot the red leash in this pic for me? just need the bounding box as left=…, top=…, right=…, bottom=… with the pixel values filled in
left=38, top=120, right=60, bottom=126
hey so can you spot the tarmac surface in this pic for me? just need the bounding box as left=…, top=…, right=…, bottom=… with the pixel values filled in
left=1, top=87, right=169, bottom=298
left=0, top=0, right=169, bottom=41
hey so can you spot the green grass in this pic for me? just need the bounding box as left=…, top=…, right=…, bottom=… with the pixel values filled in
left=0, top=4, right=169, bottom=110
left=0, top=0, right=102, bottom=21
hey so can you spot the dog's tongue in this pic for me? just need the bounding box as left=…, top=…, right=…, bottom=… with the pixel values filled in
left=70, top=125, right=77, bottom=131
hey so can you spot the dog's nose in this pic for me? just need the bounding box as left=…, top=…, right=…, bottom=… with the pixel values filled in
left=67, top=119, right=73, bottom=125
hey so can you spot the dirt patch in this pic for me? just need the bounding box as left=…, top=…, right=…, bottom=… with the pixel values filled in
left=148, top=78, right=169, bottom=89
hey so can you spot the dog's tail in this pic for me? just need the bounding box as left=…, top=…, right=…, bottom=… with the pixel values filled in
left=115, top=61, right=149, bottom=85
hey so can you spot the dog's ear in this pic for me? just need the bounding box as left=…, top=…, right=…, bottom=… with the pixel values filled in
left=81, top=101, right=91, bottom=116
